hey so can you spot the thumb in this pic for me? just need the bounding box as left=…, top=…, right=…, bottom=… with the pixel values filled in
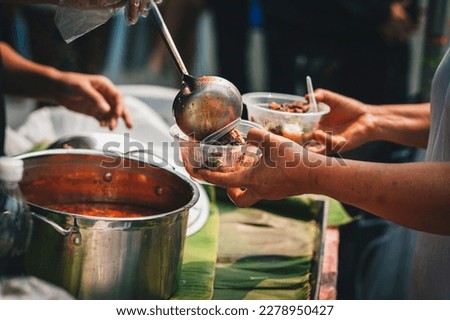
left=245, top=128, right=268, bottom=146
left=310, top=130, right=348, bottom=155
left=227, top=187, right=259, bottom=208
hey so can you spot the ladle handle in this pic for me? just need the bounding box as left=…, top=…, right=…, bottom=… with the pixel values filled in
left=149, top=2, right=191, bottom=81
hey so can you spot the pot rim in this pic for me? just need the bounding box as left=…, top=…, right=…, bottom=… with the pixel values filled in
left=16, top=149, right=200, bottom=222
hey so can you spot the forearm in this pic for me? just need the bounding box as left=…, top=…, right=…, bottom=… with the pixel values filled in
left=308, top=156, right=450, bottom=234
left=1, top=43, right=63, bottom=104
left=369, top=103, right=430, bottom=148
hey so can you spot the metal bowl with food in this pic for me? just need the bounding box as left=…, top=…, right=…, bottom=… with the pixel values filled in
left=46, top=131, right=210, bottom=237
left=243, top=92, right=330, bottom=145
left=16, top=149, right=199, bottom=299
left=170, top=120, right=262, bottom=175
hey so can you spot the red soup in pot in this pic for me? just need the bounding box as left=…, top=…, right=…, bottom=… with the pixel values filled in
left=46, top=202, right=164, bottom=218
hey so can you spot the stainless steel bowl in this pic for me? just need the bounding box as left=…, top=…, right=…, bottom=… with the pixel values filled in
left=16, top=149, right=199, bottom=299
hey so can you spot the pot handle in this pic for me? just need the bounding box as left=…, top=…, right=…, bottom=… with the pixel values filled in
left=30, top=212, right=79, bottom=236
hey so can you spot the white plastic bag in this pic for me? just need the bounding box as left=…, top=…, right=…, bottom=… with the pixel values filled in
left=54, top=6, right=117, bottom=43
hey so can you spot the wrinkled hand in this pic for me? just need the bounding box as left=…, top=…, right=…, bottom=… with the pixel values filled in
left=54, top=72, right=133, bottom=130
left=186, top=128, right=316, bottom=207
left=307, top=89, right=375, bottom=155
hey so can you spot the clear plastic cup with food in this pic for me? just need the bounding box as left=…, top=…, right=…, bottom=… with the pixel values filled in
left=243, top=92, right=330, bottom=145
left=170, top=119, right=263, bottom=174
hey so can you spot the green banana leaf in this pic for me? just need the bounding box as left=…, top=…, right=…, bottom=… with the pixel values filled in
left=172, top=186, right=351, bottom=300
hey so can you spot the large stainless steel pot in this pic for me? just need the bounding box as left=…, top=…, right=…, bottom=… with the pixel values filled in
left=16, top=149, right=199, bottom=299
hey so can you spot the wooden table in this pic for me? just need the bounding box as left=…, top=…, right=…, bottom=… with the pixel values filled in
left=318, top=228, right=339, bottom=300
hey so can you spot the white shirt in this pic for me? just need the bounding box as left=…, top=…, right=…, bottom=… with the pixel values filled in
left=409, top=48, right=450, bottom=299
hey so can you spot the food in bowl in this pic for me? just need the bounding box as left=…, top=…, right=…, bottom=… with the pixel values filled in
left=212, top=127, right=246, bottom=146
left=170, top=120, right=262, bottom=173
left=268, top=100, right=311, bottom=113
left=18, top=149, right=199, bottom=299
left=243, top=92, right=330, bottom=145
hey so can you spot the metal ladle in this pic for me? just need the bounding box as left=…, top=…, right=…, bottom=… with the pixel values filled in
left=149, top=2, right=243, bottom=141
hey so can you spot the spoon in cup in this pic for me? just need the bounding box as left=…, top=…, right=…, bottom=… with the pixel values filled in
left=306, top=76, right=319, bottom=113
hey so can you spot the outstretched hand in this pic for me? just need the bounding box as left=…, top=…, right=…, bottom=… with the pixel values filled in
left=307, top=89, right=376, bottom=155
left=54, top=72, right=133, bottom=130
left=186, top=128, right=322, bottom=207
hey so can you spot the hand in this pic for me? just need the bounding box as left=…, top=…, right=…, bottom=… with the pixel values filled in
left=378, top=1, right=419, bottom=45
left=307, top=89, right=376, bottom=155
left=125, top=0, right=164, bottom=25
left=54, top=72, right=133, bottom=130
left=186, top=128, right=319, bottom=207
left=124, top=0, right=158, bottom=25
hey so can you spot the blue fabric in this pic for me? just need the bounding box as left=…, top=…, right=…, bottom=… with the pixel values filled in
left=249, top=0, right=263, bottom=28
